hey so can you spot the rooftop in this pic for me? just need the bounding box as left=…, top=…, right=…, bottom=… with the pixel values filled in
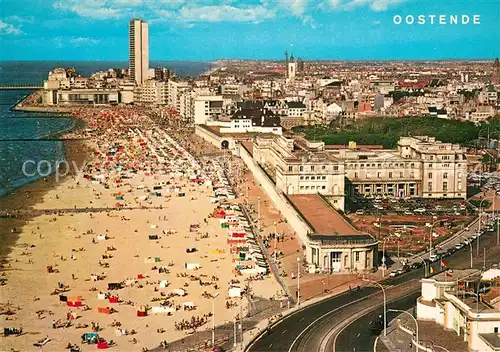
left=479, top=333, right=500, bottom=350
left=289, top=194, right=361, bottom=236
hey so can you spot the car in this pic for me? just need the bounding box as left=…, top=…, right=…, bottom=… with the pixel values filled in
left=446, top=247, right=457, bottom=255
left=410, top=262, right=422, bottom=270
left=389, top=271, right=399, bottom=278
left=355, top=209, right=364, bottom=215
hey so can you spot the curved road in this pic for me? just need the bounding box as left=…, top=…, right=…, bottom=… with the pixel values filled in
left=247, top=228, right=500, bottom=352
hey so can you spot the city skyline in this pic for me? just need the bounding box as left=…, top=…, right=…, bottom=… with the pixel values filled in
left=0, top=0, right=499, bottom=61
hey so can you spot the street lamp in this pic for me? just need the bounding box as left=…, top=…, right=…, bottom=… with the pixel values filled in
left=297, top=257, right=301, bottom=306
left=426, top=216, right=439, bottom=261
left=381, top=237, right=387, bottom=277
left=233, top=305, right=237, bottom=348
left=478, top=198, right=489, bottom=257
left=211, top=292, right=220, bottom=347
left=415, top=255, right=428, bottom=277
left=388, top=309, right=419, bottom=351
left=257, top=196, right=261, bottom=233
left=274, top=221, right=278, bottom=262
left=493, top=191, right=500, bottom=247
left=459, top=235, right=473, bottom=269
left=363, top=278, right=387, bottom=336
left=245, top=178, right=249, bottom=203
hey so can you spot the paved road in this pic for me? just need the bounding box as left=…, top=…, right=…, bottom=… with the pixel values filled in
left=395, top=216, right=485, bottom=268
left=332, top=228, right=500, bottom=352
left=333, top=293, right=420, bottom=352
left=247, top=228, right=500, bottom=352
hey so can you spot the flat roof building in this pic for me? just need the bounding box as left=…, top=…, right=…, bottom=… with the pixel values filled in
left=417, top=269, right=500, bottom=352
left=129, top=18, right=149, bottom=86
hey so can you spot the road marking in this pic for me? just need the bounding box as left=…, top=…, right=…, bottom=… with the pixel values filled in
left=286, top=289, right=393, bottom=352
left=299, top=317, right=304, bottom=322
left=282, top=329, right=287, bottom=335
left=373, top=336, right=379, bottom=352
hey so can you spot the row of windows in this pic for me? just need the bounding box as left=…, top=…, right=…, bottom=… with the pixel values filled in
left=289, top=165, right=339, bottom=172
left=347, top=162, right=415, bottom=169
left=427, top=163, right=459, bottom=168
left=426, top=154, right=457, bottom=161
left=427, top=172, right=463, bottom=179
left=427, top=181, right=462, bottom=192
left=353, top=171, right=414, bottom=179
left=427, top=193, right=463, bottom=197
left=299, top=185, right=326, bottom=190
left=299, top=175, right=327, bottom=181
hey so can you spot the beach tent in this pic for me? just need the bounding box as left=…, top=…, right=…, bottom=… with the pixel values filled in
left=151, top=306, right=175, bottom=314
left=136, top=307, right=148, bottom=317
left=159, top=280, right=169, bottom=288
left=97, top=341, right=109, bottom=349
left=185, top=263, right=200, bottom=270
left=97, top=293, right=106, bottom=300
left=107, top=282, right=123, bottom=290
left=81, top=333, right=99, bottom=344
left=97, top=307, right=111, bottom=315
left=170, top=288, right=186, bottom=296
left=96, top=234, right=107, bottom=241
left=229, top=286, right=242, bottom=298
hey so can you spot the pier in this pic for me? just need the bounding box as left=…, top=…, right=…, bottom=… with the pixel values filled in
left=0, top=84, right=43, bottom=90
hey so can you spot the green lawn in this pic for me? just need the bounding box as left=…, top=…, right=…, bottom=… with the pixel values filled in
left=293, top=116, right=500, bottom=148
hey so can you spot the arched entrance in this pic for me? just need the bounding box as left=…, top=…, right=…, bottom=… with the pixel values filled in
left=221, top=140, right=229, bottom=149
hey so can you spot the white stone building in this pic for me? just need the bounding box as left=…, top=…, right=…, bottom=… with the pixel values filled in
left=417, top=269, right=500, bottom=352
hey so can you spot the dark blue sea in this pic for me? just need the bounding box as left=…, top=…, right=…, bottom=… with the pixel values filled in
left=0, top=61, right=212, bottom=197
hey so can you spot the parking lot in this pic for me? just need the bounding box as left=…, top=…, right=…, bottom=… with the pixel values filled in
left=346, top=197, right=475, bottom=256
left=346, top=196, right=474, bottom=217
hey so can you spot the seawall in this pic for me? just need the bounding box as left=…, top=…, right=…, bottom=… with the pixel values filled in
left=235, top=143, right=312, bottom=248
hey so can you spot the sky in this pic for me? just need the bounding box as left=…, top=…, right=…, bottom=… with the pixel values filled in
left=0, top=0, right=499, bottom=61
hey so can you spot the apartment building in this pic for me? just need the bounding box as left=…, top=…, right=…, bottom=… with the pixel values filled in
left=179, top=90, right=196, bottom=124
left=253, top=135, right=346, bottom=210
left=194, top=95, right=224, bottom=125
left=168, top=80, right=190, bottom=112
left=221, top=108, right=282, bottom=135
left=129, top=18, right=149, bottom=85
left=417, top=269, right=500, bottom=352
left=133, top=79, right=167, bottom=105
left=56, top=89, right=119, bottom=105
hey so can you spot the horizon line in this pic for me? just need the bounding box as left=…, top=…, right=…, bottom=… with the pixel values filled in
left=0, top=58, right=498, bottom=63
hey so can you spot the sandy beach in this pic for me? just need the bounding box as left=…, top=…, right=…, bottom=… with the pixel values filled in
left=0, top=106, right=282, bottom=351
